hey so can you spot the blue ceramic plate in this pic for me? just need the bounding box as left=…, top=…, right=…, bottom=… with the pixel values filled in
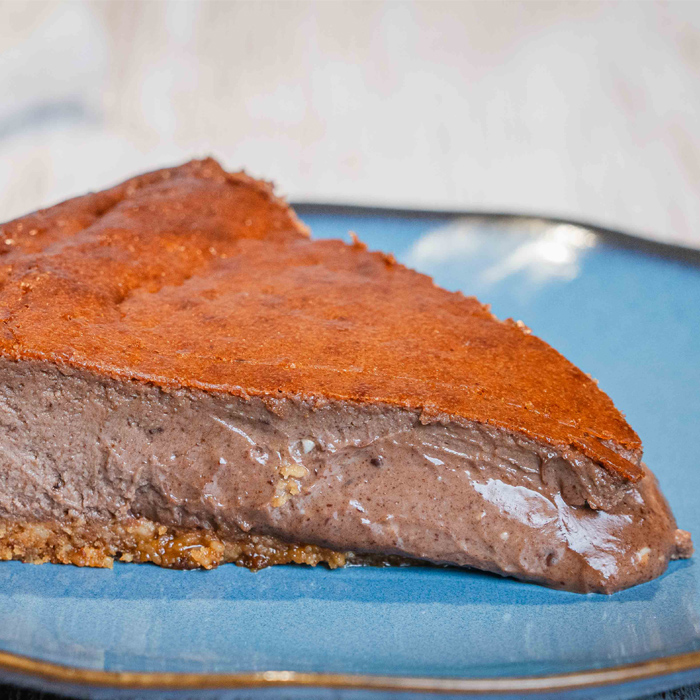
left=1, top=208, right=699, bottom=700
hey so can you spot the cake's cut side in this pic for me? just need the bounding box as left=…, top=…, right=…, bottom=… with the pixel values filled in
left=0, top=158, right=691, bottom=592
left=0, top=359, right=690, bottom=593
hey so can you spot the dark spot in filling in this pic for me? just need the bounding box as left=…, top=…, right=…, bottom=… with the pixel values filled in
left=370, top=456, right=383, bottom=467
left=545, top=551, right=560, bottom=567
left=148, top=427, right=164, bottom=435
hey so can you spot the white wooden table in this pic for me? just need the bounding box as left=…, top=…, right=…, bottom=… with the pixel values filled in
left=1, top=0, right=700, bottom=249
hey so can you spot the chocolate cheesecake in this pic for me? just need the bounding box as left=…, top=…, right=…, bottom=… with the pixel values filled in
left=0, top=159, right=691, bottom=592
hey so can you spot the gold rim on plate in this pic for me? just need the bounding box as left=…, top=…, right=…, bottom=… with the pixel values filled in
left=1, top=648, right=700, bottom=694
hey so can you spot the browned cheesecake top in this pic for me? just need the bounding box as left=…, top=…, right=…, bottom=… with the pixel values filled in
left=0, top=159, right=642, bottom=480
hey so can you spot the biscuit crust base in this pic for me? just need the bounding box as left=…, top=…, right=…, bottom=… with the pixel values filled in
left=0, top=518, right=348, bottom=571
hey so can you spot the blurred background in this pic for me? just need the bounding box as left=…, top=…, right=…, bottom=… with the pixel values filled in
left=1, top=6, right=700, bottom=700
left=1, top=0, right=700, bottom=247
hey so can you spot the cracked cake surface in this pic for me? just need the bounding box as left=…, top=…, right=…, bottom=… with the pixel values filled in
left=0, top=158, right=691, bottom=592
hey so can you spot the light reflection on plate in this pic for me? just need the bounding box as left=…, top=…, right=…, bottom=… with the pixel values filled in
left=403, top=217, right=597, bottom=289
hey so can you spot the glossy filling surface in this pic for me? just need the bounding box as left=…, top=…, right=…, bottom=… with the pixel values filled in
left=0, top=360, right=690, bottom=592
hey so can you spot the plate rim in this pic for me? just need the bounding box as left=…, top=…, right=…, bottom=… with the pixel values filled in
left=292, top=204, right=700, bottom=268
left=2, top=209, right=698, bottom=695
left=2, top=647, right=700, bottom=694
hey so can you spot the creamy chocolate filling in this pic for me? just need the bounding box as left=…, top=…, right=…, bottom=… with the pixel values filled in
left=0, top=359, right=690, bottom=593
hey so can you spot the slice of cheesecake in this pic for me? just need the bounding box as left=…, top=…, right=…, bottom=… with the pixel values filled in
left=0, top=159, right=690, bottom=592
